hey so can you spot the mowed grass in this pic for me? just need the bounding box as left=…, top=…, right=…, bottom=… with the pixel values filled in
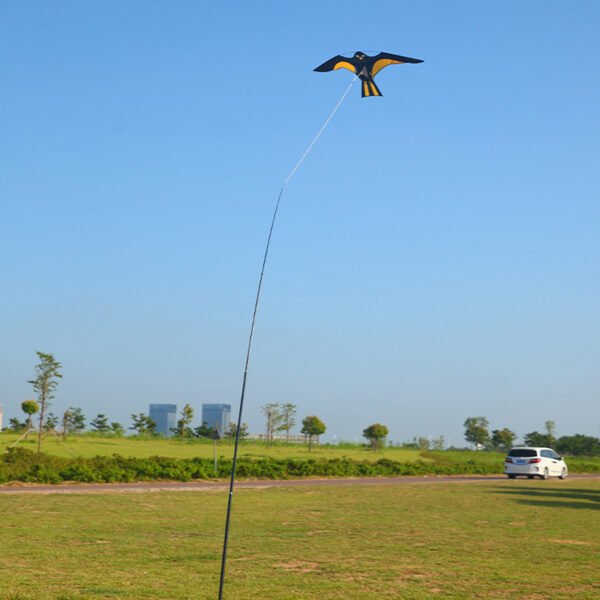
left=0, top=434, right=425, bottom=463
left=0, top=479, right=598, bottom=599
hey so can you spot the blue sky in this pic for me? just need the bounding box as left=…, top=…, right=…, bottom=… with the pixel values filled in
left=1, top=1, right=599, bottom=446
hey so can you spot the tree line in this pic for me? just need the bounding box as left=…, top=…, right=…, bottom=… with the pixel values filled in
left=7, top=353, right=599, bottom=457
left=7, top=353, right=394, bottom=453
left=463, top=416, right=600, bottom=457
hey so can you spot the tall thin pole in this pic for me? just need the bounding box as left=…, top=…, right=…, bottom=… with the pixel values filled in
left=218, top=78, right=356, bottom=599
left=217, top=184, right=284, bottom=599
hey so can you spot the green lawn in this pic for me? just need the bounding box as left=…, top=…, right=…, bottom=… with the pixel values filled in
left=0, top=433, right=425, bottom=462
left=1, top=479, right=598, bottom=599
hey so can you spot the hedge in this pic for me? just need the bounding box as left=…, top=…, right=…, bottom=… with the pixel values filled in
left=0, top=448, right=597, bottom=485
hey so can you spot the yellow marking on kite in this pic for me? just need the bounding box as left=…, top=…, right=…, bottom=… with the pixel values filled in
left=370, top=81, right=380, bottom=96
left=363, top=81, right=370, bottom=96
left=333, top=61, right=357, bottom=73
left=372, top=58, right=404, bottom=77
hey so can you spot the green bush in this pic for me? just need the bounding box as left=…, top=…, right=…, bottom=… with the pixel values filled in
left=1, top=447, right=598, bottom=485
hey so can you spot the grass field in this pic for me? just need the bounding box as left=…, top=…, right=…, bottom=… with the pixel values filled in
left=0, top=433, right=426, bottom=462
left=1, top=479, right=598, bottom=599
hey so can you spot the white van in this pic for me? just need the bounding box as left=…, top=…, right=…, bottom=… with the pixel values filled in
left=504, top=447, right=568, bottom=480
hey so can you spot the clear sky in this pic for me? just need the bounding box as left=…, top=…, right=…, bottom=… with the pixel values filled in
left=1, top=1, right=599, bottom=446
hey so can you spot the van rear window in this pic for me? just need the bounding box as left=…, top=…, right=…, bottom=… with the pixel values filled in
left=508, top=449, right=537, bottom=458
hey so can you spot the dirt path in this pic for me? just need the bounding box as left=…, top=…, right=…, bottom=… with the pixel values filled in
left=1, top=474, right=598, bottom=494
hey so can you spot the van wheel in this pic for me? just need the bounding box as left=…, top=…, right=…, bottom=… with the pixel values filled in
left=507, top=474, right=516, bottom=479
left=559, top=468, right=567, bottom=480
left=527, top=475, right=534, bottom=479
left=541, top=468, right=549, bottom=480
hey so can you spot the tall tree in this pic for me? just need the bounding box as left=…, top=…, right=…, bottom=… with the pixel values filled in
left=544, top=420, right=557, bottom=445
left=21, top=400, right=39, bottom=439
left=129, top=413, right=157, bottom=435
left=261, top=403, right=284, bottom=446
left=28, top=352, right=62, bottom=454
left=463, top=417, right=490, bottom=449
left=490, top=428, right=517, bottom=452
left=363, top=423, right=389, bottom=451
left=90, top=414, right=110, bottom=433
left=174, top=404, right=194, bottom=438
left=278, top=403, right=297, bottom=442
left=61, top=409, right=71, bottom=441
left=301, top=415, right=326, bottom=451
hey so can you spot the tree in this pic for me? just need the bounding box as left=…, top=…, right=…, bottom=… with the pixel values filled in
left=61, top=407, right=86, bottom=439
left=173, top=404, right=194, bottom=438
left=490, top=428, right=517, bottom=452
left=29, top=351, right=63, bottom=453
left=278, top=403, right=297, bottom=442
left=431, top=435, right=446, bottom=451
left=225, top=422, right=249, bottom=439
left=9, top=417, right=26, bottom=432
left=363, top=423, right=389, bottom=451
left=463, top=417, right=490, bottom=449
left=301, top=416, right=326, bottom=451
left=63, top=407, right=86, bottom=437
left=21, top=400, right=39, bottom=439
left=401, top=439, right=419, bottom=449
left=129, top=413, right=157, bottom=435
left=194, top=422, right=218, bottom=439
left=110, top=422, right=125, bottom=436
left=523, top=422, right=558, bottom=448
left=61, top=409, right=71, bottom=440
left=556, top=434, right=600, bottom=457
left=415, top=436, right=430, bottom=451
left=262, top=403, right=284, bottom=446
left=90, top=414, right=110, bottom=433
left=44, top=413, right=59, bottom=432
left=542, top=421, right=558, bottom=447
left=523, top=431, right=555, bottom=447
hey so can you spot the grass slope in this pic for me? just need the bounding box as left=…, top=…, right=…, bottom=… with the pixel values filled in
left=0, top=480, right=598, bottom=599
left=0, top=433, right=425, bottom=462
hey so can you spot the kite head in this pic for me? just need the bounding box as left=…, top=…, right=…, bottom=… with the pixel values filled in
left=354, top=51, right=367, bottom=61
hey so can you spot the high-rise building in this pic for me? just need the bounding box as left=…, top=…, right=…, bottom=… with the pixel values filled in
left=202, top=403, right=231, bottom=436
left=149, top=404, right=177, bottom=436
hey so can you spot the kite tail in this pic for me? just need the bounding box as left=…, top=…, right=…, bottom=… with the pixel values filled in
left=362, top=78, right=382, bottom=98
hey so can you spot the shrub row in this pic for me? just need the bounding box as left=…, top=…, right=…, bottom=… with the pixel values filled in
left=1, top=448, right=598, bottom=485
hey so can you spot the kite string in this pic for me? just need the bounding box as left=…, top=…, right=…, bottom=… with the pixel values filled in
left=218, top=75, right=357, bottom=600
left=284, top=75, right=358, bottom=186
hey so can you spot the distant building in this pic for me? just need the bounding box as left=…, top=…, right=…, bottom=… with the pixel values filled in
left=202, top=403, right=231, bottom=436
left=149, top=404, right=177, bottom=436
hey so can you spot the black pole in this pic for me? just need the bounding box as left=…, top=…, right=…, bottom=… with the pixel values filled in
left=217, top=79, right=356, bottom=598
left=218, top=185, right=285, bottom=600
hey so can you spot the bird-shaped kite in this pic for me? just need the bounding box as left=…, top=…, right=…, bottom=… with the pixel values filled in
left=314, top=51, right=423, bottom=97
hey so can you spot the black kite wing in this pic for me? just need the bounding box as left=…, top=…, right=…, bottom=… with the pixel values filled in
left=371, top=52, right=424, bottom=77
left=313, top=55, right=357, bottom=75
